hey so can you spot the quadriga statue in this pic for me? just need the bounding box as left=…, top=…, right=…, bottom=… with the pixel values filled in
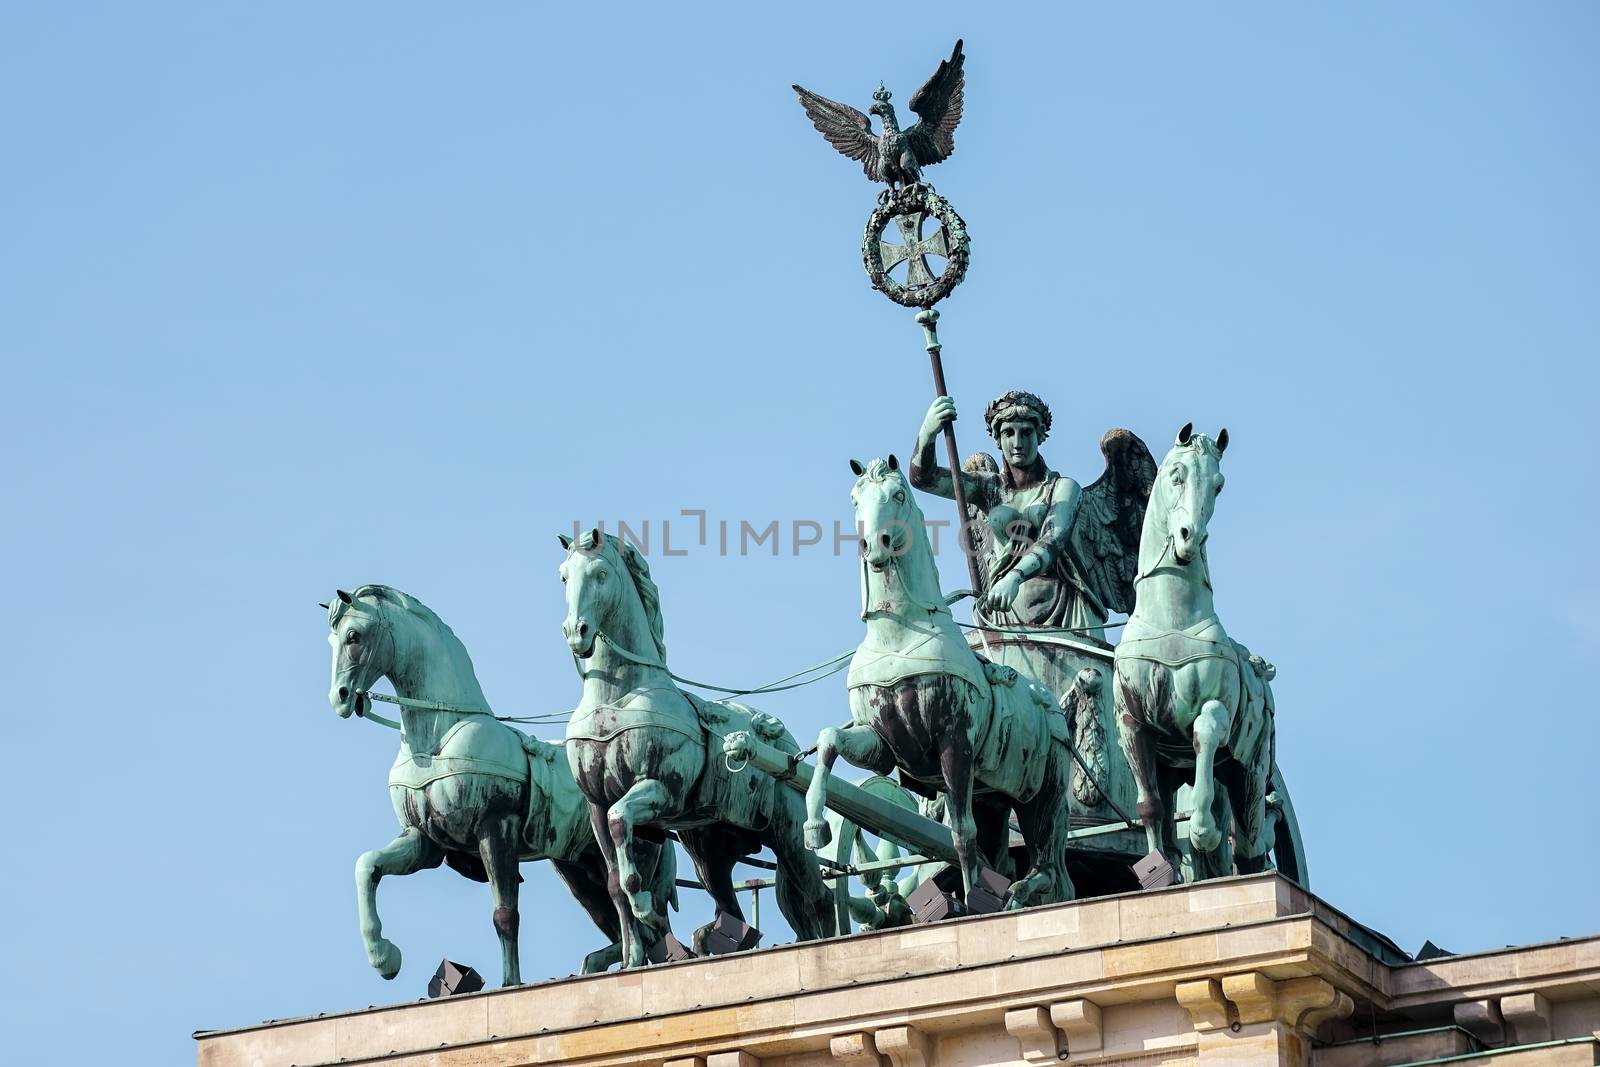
left=1113, top=426, right=1280, bottom=880
left=558, top=530, right=836, bottom=968
left=324, top=585, right=677, bottom=985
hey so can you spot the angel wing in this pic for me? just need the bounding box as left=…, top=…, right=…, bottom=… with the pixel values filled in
left=906, top=39, right=965, bottom=168
left=792, top=85, right=881, bottom=180
left=962, top=450, right=1000, bottom=594
left=1069, top=428, right=1157, bottom=616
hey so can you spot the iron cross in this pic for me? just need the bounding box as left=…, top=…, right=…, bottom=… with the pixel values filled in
left=880, top=212, right=950, bottom=289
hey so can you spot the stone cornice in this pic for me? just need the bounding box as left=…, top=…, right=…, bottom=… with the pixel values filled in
left=192, top=875, right=1600, bottom=1067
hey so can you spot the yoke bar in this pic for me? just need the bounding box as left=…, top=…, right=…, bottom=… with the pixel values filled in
left=734, top=733, right=960, bottom=865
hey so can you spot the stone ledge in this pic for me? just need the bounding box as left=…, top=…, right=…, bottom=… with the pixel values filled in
left=192, top=874, right=1600, bottom=1067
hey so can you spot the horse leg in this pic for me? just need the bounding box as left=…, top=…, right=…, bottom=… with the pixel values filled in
left=937, top=730, right=981, bottom=905
left=477, top=813, right=524, bottom=986
left=768, top=801, right=838, bottom=942
left=678, top=826, right=748, bottom=954
left=587, top=801, right=643, bottom=969
left=606, top=779, right=675, bottom=930
left=806, top=722, right=892, bottom=849
left=679, top=827, right=743, bottom=920
left=1188, top=698, right=1232, bottom=853
left=1114, top=676, right=1167, bottom=862
left=551, top=852, right=625, bottom=974
left=1157, top=765, right=1189, bottom=878
left=354, top=828, right=444, bottom=980
left=973, top=796, right=1014, bottom=879
left=1221, top=753, right=1272, bottom=875
left=1188, top=783, right=1234, bottom=881
left=1009, top=746, right=1077, bottom=908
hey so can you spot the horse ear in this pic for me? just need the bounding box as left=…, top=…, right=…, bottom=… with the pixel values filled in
left=582, top=526, right=602, bottom=550
left=1176, top=422, right=1193, bottom=446
left=557, top=533, right=573, bottom=550
left=318, top=601, right=329, bottom=610
left=887, top=454, right=899, bottom=471
left=1216, top=428, right=1229, bottom=454
left=336, top=589, right=353, bottom=605
left=849, top=459, right=865, bottom=476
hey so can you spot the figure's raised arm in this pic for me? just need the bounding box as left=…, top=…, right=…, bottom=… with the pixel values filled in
left=911, top=396, right=991, bottom=502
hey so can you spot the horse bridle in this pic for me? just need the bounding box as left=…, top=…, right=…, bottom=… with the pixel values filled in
left=338, top=596, right=493, bottom=718
left=1136, top=451, right=1213, bottom=588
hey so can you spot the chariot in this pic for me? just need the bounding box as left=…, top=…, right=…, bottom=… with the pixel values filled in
left=726, top=622, right=1311, bottom=935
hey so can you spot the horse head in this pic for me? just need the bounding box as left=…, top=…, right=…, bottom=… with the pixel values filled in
left=849, top=455, right=919, bottom=572
left=326, top=586, right=397, bottom=718
left=1157, top=423, right=1229, bottom=566
left=558, top=529, right=665, bottom=663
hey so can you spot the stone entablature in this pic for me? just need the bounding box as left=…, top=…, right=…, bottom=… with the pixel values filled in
left=194, top=874, right=1600, bottom=1067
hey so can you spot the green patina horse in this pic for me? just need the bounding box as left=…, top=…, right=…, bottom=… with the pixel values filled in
left=1113, top=425, right=1279, bottom=880
left=325, top=585, right=676, bottom=985
left=803, top=457, right=1078, bottom=910
left=559, top=530, right=835, bottom=968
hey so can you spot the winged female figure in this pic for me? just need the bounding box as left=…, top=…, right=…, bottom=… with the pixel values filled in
left=912, top=390, right=1156, bottom=642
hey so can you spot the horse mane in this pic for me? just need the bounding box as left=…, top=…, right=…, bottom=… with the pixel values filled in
left=349, top=584, right=468, bottom=652
left=600, top=535, right=667, bottom=660
left=856, top=457, right=899, bottom=484
left=1170, top=434, right=1224, bottom=462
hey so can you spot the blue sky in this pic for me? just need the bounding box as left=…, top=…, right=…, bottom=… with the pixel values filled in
left=1, top=4, right=1595, bottom=1064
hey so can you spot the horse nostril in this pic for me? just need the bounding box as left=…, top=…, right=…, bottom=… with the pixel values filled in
left=1179, top=526, right=1191, bottom=540
left=577, top=621, right=589, bottom=638
left=859, top=538, right=868, bottom=556
left=879, top=532, right=892, bottom=548
left=338, top=686, right=350, bottom=701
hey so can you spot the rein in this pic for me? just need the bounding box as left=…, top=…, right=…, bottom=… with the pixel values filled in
left=579, top=630, right=853, bottom=697
left=354, top=691, right=576, bottom=733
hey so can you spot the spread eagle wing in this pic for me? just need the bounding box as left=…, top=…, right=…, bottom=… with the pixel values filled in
left=792, top=84, right=881, bottom=180
left=1069, top=428, right=1157, bottom=616
left=906, top=39, right=965, bottom=168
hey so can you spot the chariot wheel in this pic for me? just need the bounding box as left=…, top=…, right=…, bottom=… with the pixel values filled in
left=1267, top=762, right=1310, bottom=889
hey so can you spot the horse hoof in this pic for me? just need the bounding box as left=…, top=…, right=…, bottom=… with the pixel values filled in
left=1190, top=822, right=1223, bottom=852
left=629, top=890, right=656, bottom=923
left=370, top=938, right=402, bottom=980
left=582, top=944, right=621, bottom=974
left=803, top=819, right=832, bottom=850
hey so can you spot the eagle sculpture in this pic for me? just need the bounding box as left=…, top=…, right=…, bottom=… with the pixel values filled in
left=793, top=40, right=965, bottom=191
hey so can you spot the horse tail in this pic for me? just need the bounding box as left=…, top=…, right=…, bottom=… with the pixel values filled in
left=664, top=843, right=680, bottom=913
